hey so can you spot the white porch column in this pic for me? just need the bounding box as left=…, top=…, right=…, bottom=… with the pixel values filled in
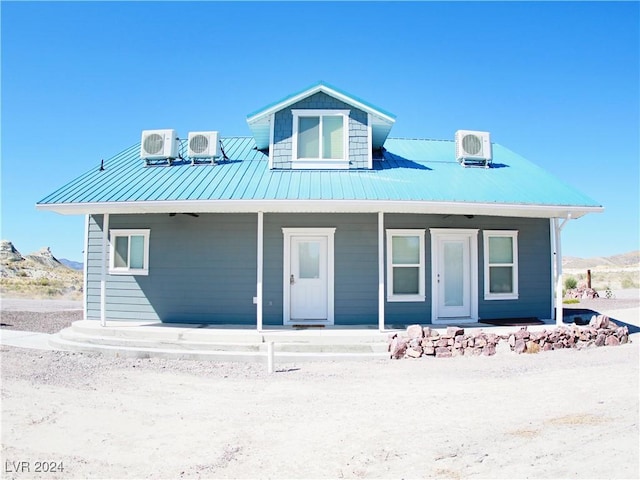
left=256, top=211, right=264, bottom=331
left=553, top=216, right=571, bottom=326
left=378, top=211, right=385, bottom=331
left=83, top=215, right=89, bottom=322
left=100, top=213, right=109, bottom=327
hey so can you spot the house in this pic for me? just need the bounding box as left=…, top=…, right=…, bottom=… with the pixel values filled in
left=37, top=82, right=602, bottom=330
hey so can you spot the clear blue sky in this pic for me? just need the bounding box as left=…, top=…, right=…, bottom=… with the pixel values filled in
left=2, top=1, right=638, bottom=261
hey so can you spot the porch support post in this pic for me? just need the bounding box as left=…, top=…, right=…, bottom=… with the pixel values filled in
left=256, top=211, right=264, bottom=331
left=378, top=211, right=385, bottom=331
left=553, top=216, right=571, bottom=326
left=83, top=215, right=89, bottom=322
left=100, top=213, right=109, bottom=327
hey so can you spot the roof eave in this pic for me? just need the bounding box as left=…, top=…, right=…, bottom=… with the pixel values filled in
left=36, top=200, right=604, bottom=219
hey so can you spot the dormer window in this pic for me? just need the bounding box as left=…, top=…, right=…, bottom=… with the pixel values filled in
left=291, top=109, right=350, bottom=169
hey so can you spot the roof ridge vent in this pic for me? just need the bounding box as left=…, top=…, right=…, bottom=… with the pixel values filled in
left=455, top=130, right=492, bottom=168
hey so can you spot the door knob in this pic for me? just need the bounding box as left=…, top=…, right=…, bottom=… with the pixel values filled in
left=290, top=274, right=295, bottom=285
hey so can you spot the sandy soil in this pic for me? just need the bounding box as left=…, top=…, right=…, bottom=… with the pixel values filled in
left=1, top=301, right=639, bottom=479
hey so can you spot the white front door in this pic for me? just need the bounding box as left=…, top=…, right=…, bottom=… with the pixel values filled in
left=430, top=229, right=479, bottom=323
left=283, top=228, right=335, bottom=325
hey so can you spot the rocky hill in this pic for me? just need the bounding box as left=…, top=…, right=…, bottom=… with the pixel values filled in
left=563, top=250, right=639, bottom=291
left=0, top=240, right=83, bottom=299
left=563, top=251, right=640, bottom=270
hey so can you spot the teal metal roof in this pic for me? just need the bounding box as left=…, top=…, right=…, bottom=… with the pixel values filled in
left=37, top=136, right=602, bottom=218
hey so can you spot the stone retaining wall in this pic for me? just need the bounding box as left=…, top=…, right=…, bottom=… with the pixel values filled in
left=388, top=315, right=630, bottom=359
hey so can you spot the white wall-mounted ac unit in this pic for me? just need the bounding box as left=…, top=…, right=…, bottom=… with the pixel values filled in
left=455, top=130, right=492, bottom=166
left=188, top=131, right=220, bottom=159
left=141, top=129, right=179, bottom=161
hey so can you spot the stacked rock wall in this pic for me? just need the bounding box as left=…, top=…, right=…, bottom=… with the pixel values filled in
left=388, top=315, right=630, bottom=359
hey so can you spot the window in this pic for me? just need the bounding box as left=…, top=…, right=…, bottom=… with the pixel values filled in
left=292, top=109, right=349, bottom=169
left=386, top=229, right=425, bottom=302
left=483, top=230, right=518, bottom=300
left=109, top=229, right=150, bottom=275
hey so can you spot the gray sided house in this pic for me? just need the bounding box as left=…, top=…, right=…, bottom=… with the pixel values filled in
left=37, top=82, right=602, bottom=330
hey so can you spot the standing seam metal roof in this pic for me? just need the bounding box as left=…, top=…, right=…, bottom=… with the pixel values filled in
left=37, top=136, right=601, bottom=209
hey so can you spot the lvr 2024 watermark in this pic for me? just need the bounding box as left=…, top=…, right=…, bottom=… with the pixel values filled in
left=5, top=460, right=64, bottom=474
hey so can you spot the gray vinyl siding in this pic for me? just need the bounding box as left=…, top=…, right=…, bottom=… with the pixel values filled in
left=86, top=212, right=551, bottom=326
left=87, top=213, right=257, bottom=324
left=262, top=213, right=379, bottom=326
left=271, top=92, right=370, bottom=169
left=383, top=214, right=551, bottom=326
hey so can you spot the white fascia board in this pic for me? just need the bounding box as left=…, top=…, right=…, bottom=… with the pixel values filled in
left=36, top=199, right=604, bottom=219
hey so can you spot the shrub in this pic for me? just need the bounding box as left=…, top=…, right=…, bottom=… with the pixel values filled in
left=563, top=298, right=580, bottom=304
left=621, top=276, right=639, bottom=289
left=564, top=276, right=578, bottom=290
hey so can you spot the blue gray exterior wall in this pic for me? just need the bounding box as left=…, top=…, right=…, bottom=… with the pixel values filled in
left=271, top=92, right=370, bottom=169
left=86, top=212, right=551, bottom=326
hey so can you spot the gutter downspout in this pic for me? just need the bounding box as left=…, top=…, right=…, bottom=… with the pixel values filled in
left=100, top=213, right=109, bottom=327
left=553, top=216, right=571, bottom=326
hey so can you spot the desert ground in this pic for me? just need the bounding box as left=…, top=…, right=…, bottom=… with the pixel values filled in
left=1, top=296, right=639, bottom=479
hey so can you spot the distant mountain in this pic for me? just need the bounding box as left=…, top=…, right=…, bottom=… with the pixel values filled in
left=0, top=240, right=83, bottom=298
left=59, top=258, right=84, bottom=271
left=563, top=251, right=640, bottom=270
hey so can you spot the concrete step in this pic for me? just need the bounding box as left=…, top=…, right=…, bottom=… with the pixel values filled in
left=49, top=321, right=391, bottom=362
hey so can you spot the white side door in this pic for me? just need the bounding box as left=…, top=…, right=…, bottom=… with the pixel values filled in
left=430, top=229, right=479, bottom=323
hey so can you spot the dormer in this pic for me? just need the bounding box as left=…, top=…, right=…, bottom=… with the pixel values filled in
left=246, top=82, right=396, bottom=170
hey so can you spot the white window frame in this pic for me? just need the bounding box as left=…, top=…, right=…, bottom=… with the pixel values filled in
left=483, top=230, right=518, bottom=300
left=291, top=109, right=350, bottom=169
left=109, top=229, right=150, bottom=276
left=386, top=229, right=426, bottom=302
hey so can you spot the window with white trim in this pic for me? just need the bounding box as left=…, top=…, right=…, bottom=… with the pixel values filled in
left=109, top=229, right=150, bottom=275
left=483, top=230, right=518, bottom=300
left=386, top=229, right=425, bottom=302
left=291, top=109, right=349, bottom=169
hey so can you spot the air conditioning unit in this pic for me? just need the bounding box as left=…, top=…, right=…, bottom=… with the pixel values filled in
left=188, top=131, right=220, bottom=159
left=455, top=130, right=492, bottom=167
left=140, top=129, right=179, bottom=161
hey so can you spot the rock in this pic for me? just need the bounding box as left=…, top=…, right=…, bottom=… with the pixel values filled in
left=594, top=334, right=606, bottom=347
left=421, top=338, right=434, bottom=348
left=447, top=326, right=464, bottom=337
left=406, top=346, right=423, bottom=358
left=0, top=240, right=24, bottom=262
left=475, top=336, right=487, bottom=348
left=525, top=341, right=540, bottom=354
left=514, top=339, right=526, bottom=354
left=423, top=346, right=435, bottom=356
left=390, top=337, right=408, bottom=359
left=435, top=338, right=449, bottom=348
left=590, top=314, right=610, bottom=329
left=482, top=345, right=496, bottom=356
left=406, top=324, right=424, bottom=340
left=435, top=347, right=452, bottom=358
left=422, top=327, right=432, bottom=338
left=514, top=328, right=530, bottom=340
left=605, top=336, right=620, bottom=347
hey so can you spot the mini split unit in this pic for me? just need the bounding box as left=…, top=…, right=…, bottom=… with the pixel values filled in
left=140, top=129, right=220, bottom=165
left=455, top=130, right=492, bottom=167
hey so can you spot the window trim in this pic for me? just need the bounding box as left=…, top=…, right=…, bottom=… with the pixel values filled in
left=109, top=229, right=150, bottom=276
left=483, top=230, right=518, bottom=300
left=291, top=109, right=350, bottom=169
left=386, top=229, right=426, bottom=302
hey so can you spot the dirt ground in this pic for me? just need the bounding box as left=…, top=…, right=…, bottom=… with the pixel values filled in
left=1, top=302, right=639, bottom=479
